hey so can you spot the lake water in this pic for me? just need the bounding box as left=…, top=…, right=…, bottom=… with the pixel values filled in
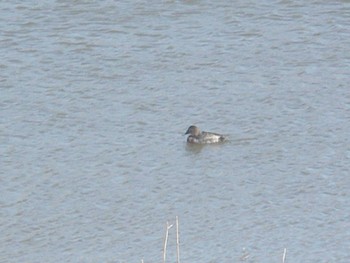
left=1, top=1, right=350, bottom=262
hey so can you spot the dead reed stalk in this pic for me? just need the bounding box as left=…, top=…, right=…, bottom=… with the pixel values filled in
left=282, top=248, right=287, bottom=263
left=176, top=216, right=180, bottom=263
left=162, top=221, right=173, bottom=263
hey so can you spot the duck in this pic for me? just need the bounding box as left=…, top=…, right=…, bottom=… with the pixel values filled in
left=184, top=125, right=226, bottom=144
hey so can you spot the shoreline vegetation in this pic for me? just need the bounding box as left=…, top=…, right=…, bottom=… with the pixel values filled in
left=141, top=216, right=287, bottom=263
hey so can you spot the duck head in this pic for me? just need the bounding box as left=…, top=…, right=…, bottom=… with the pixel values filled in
left=184, top=125, right=201, bottom=136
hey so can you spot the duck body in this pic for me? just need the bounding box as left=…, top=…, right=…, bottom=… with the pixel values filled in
left=185, top=125, right=226, bottom=144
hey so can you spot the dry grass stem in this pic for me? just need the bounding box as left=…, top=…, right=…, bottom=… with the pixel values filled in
left=176, top=216, right=180, bottom=263
left=282, top=248, right=287, bottom=263
left=143, top=218, right=287, bottom=263
left=163, top=221, right=173, bottom=263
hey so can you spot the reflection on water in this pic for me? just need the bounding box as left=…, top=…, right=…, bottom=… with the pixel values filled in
left=185, top=142, right=206, bottom=154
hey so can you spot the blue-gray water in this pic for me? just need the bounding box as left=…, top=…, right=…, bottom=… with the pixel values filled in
left=1, top=1, right=350, bottom=262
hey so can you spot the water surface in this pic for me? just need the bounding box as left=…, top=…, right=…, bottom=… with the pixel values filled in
left=1, top=1, right=350, bottom=262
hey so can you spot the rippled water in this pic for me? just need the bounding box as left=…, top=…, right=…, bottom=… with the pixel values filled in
left=1, top=1, right=350, bottom=262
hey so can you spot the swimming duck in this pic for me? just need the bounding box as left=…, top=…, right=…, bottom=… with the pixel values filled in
left=184, top=125, right=226, bottom=144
